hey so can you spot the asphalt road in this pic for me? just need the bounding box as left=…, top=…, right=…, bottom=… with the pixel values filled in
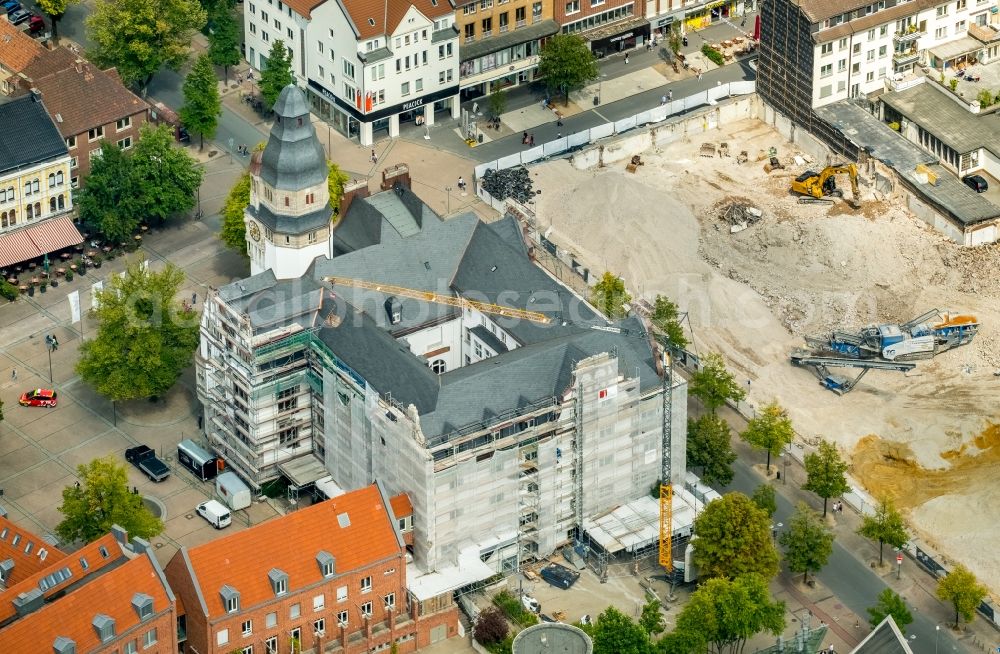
left=724, top=456, right=965, bottom=654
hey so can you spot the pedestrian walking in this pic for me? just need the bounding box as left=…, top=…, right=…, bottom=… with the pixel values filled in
left=529, top=134, right=534, bottom=146
left=624, top=53, right=629, bottom=64
left=238, top=73, right=243, bottom=84
left=668, top=89, right=673, bottom=101
left=698, top=70, right=703, bottom=80
left=661, top=95, right=667, bottom=105
left=51, top=336, right=58, bottom=350
left=522, top=131, right=528, bottom=144
left=557, top=132, right=562, bottom=139
left=457, top=176, right=466, bottom=192
left=192, top=292, right=197, bottom=305
left=10, top=368, right=16, bottom=381
left=371, top=149, right=378, bottom=164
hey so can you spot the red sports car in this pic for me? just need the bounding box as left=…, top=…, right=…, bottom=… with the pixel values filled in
left=19, top=388, right=57, bottom=407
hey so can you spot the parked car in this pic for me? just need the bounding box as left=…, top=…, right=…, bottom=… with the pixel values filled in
left=27, top=14, right=44, bottom=34
left=4, top=2, right=21, bottom=16
left=520, top=594, right=540, bottom=614
left=125, top=444, right=171, bottom=482
left=19, top=388, right=57, bottom=407
left=539, top=563, right=580, bottom=590
left=196, top=499, right=232, bottom=529
left=962, top=174, right=988, bottom=193
left=8, top=8, right=30, bottom=25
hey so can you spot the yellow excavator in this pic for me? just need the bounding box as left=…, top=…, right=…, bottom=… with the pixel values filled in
left=790, top=163, right=861, bottom=208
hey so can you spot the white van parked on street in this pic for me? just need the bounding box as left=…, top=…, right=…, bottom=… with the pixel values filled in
left=196, top=499, right=232, bottom=529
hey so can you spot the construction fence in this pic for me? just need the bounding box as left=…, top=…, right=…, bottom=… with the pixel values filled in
left=472, top=79, right=757, bottom=202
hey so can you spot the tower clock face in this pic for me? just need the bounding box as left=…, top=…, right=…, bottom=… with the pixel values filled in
left=248, top=222, right=261, bottom=242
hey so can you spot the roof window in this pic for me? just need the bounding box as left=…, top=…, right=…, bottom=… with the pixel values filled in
left=316, top=551, right=336, bottom=577
left=268, top=569, right=289, bottom=596
left=92, top=615, right=116, bottom=642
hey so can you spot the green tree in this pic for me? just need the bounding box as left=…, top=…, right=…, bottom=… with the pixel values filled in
left=180, top=54, right=222, bottom=151
left=76, top=258, right=199, bottom=401
left=77, top=141, right=140, bottom=242
left=936, top=564, right=987, bottom=628
left=56, top=457, right=164, bottom=543
left=779, top=502, right=834, bottom=584
left=803, top=440, right=850, bottom=517
left=259, top=40, right=295, bottom=109
left=857, top=497, right=908, bottom=567
left=328, top=161, right=350, bottom=219
left=688, top=353, right=745, bottom=414
left=130, top=124, right=203, bottom=222
left=867, top=589, right=913, bottom=632
left=221, top=172, right=251, bottom=252
left=36, top=0, right=80, bottom=40
left=686, top=414, right=736, bottom=487
left=751, top=484, right=777, bottom=517
left=207, top=4, right=241, bottom=81
left=86, top=0, right=207, bottom=92
left=665, top=574, right=785, bottom=654
left=740, top=401, right=794, bottom=474
left=651, top=295, right=688, bottom=349
left=592, top=606, right=652, bottom=654
left=591, top=271, right=631, bottom=319
left=487, top=86, right=509, bottom=118
left=639, top=598, right=665, bottom=638
left=537, top=33, right=599, bottom=105
left=692, top=492, right=779, bottom=580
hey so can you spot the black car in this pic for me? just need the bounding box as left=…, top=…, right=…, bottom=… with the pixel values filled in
left=962, top=174, right=988, bottom=193
left=539, top=563, right=580, bottom=589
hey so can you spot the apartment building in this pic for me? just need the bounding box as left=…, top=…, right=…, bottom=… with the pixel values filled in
left=759, top=0, right=999, bottom=118
left=0, top=517, right=178, bottom=654
left=555, top=0, right=650, bottom=56
left=165, top=483, right=457, bottom=654
left=455, top=0, right=559, bottom=99
left=244, top=0, right=460, bottom=146
left=0, top=93, right=80, bottom=270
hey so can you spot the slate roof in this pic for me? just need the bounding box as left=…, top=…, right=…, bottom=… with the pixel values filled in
left=460, top=19, right=559, bottom=61
left=250, top=201, right=333, bottom=236
left=815, top=100, right=1000, bottom=226
left=0, top=94, right=68, bottom=176
left=0, top=551, right=173, bottom=654
left=851, top=615, right=913, bottom=654
left=881, top=82, right=996, bottom=156
left=0, top=512, right=66, bottom=589
left=259, top=85, right=329, bottom=191
left=23, top=60, right=148, bottom=139
left=218, top=188, right=661, bottom=442
left=471, top=324, right=508, bottom=354
left=340, top=0, right=455, bottom=40
left=175, top=484, right=401, bottom=619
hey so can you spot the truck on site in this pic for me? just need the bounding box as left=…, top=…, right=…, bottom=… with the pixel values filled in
left=790, top=163, right=861, bottom=208
left=215, top=471, right=252, bottom=510
left=792, top=309, right=979, bottom=393
left=196, top=499, right=232, bottom=529
left=124, top=445, right=170, bottom=482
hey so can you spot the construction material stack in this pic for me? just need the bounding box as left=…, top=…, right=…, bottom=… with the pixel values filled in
left=791, top=309, right=979, bottom=394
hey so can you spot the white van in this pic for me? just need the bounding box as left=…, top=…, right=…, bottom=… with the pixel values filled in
left=196, top=499, right=232, bottom=529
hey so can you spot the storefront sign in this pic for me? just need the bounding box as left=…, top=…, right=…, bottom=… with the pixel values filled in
left=656, top=17, right=676, bottom=27
left=610, top=31, right=634, bottom=43
left=309, top=79, right=459, bottom=122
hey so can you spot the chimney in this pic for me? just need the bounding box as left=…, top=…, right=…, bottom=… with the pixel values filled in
left=29, top=88, right=41, bottom=103
left=73, top=59, right=83, bottom=73
left=380, top=163, right=411, bottom=191
left=338, top=178, right=369, bottom=219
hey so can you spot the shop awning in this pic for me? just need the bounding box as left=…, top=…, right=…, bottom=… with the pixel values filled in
left=278, top=454, right=329, bottom=488
left=0, top=217, right=83, bottom=268
left=579, top=15, right=649, bottom=43
left=930, top=36, right=982, bottom=63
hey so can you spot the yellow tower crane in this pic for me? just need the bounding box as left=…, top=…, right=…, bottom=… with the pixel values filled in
left=324, top=275, right=674, bottom=573
left=323, top=276, right=551, bottom=324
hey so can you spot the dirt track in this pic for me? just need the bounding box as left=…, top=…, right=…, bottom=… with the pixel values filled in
left=528, top=118, right=1000, bottom=595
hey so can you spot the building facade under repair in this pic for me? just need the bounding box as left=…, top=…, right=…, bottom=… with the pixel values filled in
left=196, top=85, right=687, bottom=597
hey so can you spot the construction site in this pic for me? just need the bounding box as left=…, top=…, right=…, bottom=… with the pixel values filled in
left=521, top=115, right=1000, bottom=598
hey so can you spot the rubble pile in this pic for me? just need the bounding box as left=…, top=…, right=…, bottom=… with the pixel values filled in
left=482, top=166, right=534, bottom=203
left=720, top=203, right=763, bottom=233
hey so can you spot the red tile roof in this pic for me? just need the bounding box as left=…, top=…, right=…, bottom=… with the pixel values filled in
left=0, top=534, right=123, bottom=623
left=341, top=0, right=455, bottom=40
left=25, top=60, right=148, bottom=139
left=0, top=21, right=47, bottom=74
left=0, top=552, right=173, bottom=653
left=284, top=0, right=326, bottom=19
left=389, top=493, right=412, bottom=519
left=0, top=514, right=66, bottom=587
left=182, top=484, right=401, bottom=618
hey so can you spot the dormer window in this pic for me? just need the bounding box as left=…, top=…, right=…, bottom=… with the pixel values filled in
left=92, top=615, right=116, bottom=642
left=220, top=585, right=240, bottom=613
left=316, top=551, right=336, bottom=577
left=132, top=592, right=154, bottom=621
left=53, top=637, right=76, bottom=654
left=268, top=568, right=289, bottom=596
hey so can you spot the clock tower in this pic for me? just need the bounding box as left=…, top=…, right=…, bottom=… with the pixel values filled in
left=245, top=84, right=332, bottom=279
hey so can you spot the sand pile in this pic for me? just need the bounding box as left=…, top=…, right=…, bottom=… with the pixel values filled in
left=528, top=118, right=1000, bottom=594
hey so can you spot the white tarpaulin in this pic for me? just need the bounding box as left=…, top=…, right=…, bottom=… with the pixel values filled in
left=68, top=290, right=81, bottom=324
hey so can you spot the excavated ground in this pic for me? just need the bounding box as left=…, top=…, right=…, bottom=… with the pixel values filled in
left=528, top=117, right=1000, bottom=595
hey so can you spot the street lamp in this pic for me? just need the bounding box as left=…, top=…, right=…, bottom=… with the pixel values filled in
left=597, top=73, right=608, bottom=105
left=44, top=333, right=56, bottom=382
left=782, top=449, right=790, bottom=485
left=935, top=624, right=940, bottom=654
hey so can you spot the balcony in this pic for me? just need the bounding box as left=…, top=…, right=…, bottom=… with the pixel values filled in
left=894, top=27, right=926, bottom=43
left=893, top=48, right=920, bottom=66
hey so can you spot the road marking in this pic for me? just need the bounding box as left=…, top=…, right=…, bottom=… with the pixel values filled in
left=593, top=110, right=611, bottom=123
